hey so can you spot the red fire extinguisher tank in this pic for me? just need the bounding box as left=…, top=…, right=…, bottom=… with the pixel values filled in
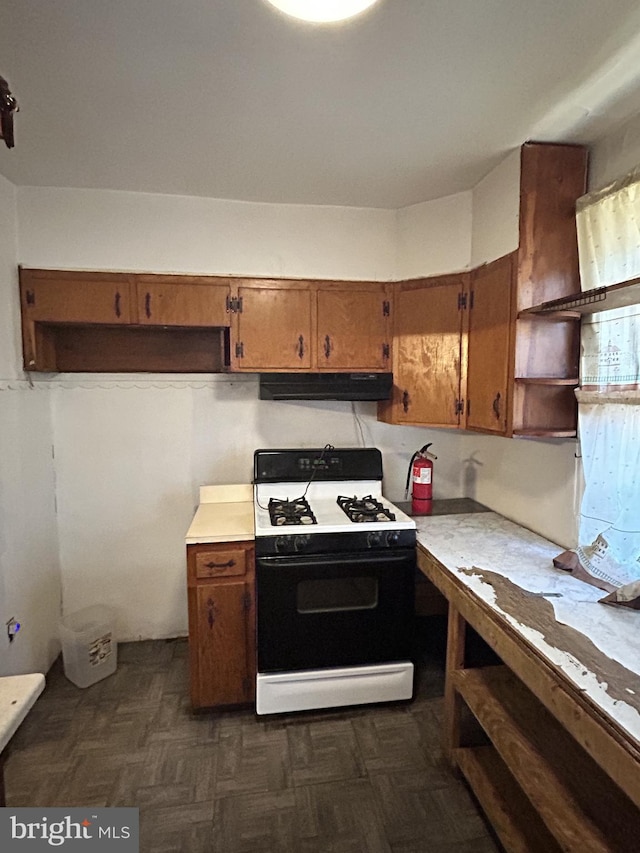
left=405, top=444, right=437, bottom=515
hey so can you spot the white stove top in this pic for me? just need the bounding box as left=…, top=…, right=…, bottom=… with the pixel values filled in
left=253, top=480, right=416, bottom=536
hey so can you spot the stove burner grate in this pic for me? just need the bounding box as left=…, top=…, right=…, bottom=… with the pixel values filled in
left=337, top=495, right=396, bottom=523
left=268, top=497, right=317, bottom=526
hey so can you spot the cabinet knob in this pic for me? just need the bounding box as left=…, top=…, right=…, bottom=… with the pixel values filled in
left=114, top=291, right=121, bottom=318
left=206, top=597, right=217, bottom=629
left=324, top=335, right=332, bottom=359
left=145, top=292, right=151, bottom=319
left=492, top=392, right=502, bottom=420
left=298, top=335, right=305, bottom=359
left=402, top=390, right=410, bottom=413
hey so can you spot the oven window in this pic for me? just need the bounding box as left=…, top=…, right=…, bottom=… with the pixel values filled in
left=296, top=577, right=378, bottom=614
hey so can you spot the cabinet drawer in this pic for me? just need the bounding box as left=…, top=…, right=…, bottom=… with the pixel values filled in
left=195, top=549, right=246, bottom=579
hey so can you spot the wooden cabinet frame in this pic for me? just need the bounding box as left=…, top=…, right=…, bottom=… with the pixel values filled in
left=378, top=273, right=468, bottom=428
left=19, top=268, right=231, bottom=373
left=227, top=278, right=393, bottom=373
left=186, top=540, right=256, bottom=710
left=418, top=544, right=640, bottom=851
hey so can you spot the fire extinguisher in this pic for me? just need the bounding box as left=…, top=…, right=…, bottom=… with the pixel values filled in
left=405, top=443, right=437, bottom=515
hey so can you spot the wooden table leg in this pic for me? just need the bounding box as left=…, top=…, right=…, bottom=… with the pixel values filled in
left=443, top=604, right=467, bottom=764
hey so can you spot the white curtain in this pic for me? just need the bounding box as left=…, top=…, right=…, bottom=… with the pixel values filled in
left=565, top=168, right=640, bottom=591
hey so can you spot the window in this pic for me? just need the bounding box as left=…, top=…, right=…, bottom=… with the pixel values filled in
left=554, top=167, right=640, bottom=599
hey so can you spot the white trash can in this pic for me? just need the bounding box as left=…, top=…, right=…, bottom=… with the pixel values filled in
left=59, top=605, right=117, bottom=688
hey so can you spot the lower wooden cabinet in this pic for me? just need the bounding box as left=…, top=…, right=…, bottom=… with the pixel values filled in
left=186, top=540, right=256, bottom=709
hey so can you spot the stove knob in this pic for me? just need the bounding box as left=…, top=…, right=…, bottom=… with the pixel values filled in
left=386, top=531, right=400, bottom=547
left=367, top=532, right=382, bottom=548
left=275, top=535, right=291, bottom=553
left=294, top=535, right=310, bottom=552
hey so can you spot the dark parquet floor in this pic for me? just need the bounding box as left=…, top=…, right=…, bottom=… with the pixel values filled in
left=5, top=618, right=500, bottom=852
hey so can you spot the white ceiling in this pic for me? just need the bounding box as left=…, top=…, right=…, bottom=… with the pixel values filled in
left=2, top=0, right=640, bottom=209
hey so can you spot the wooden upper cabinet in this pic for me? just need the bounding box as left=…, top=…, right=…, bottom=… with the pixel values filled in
left=231, top=282, right=313, bottom=370
left=19, top=269, right=133, bottom=370
left=462, top=143, right=587, bottom=438
left=20, top=269, right=132, bottom=325
left=466, top=255, right=514, bottom=435
left=135, top=276, right=231, bottom=327
left=18, top=268, right=228, bottom=373
left=316, top=283, right=391, bottom=371
left=378, top=275, right=466, bottom=428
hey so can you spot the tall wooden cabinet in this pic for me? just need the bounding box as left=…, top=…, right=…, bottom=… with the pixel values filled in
left=466, top=255, right=514, bottom=434
left=466, top=143, right=587, bottom=437
left=379, top=141, right=587, bottom=438
left=378, top=274, right=467, bottom=428
left=186, top=540, right=256, bottom=709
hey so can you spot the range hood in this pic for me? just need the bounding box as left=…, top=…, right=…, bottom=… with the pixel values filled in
left=259, top=372, right=393, bottom=401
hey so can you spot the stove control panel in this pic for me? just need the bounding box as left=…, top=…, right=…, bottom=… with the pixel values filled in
left=366, top=531, right=402, bottom=549
left=256, top=528, right=416, bottom=558
left=254, top=448, right=383, bottom=483
left=297, top=455, right=343, bottom=474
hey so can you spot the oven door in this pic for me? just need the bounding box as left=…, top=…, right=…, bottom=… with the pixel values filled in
left=256, top=549, right=415, bottom=673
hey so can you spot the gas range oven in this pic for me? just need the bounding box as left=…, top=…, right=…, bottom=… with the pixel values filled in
left=253, top=447, right=416, bottom=715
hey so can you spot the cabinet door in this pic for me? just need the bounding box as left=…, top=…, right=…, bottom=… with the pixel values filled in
left=190, top=580, right=253, bottom=708
left=20, top=271, right=132, bottom=324
left=466, top=255, right=514, bottom=434
left=135, top=277, right=231, bottom=327
left=317, top=286, right=391, bottom=370
left=380, top=276, right=465, bottom=426
left=232, top=284, right=312, bottom=369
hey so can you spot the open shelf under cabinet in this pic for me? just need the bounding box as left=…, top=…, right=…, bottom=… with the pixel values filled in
left=453, top=665, right=640, bottom=853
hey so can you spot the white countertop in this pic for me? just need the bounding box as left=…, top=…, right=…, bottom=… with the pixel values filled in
left=416, top=512, right=640, bottom=746
left=0, top=673, right=45, bottom=753
left=185, top=484, right=254, bottom=545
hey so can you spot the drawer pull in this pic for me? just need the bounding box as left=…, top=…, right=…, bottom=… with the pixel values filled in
left=205, top=559, right=236, bottom=570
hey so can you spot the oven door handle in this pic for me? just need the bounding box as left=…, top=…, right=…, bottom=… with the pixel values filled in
left=257, top=550, right=412, bottom=570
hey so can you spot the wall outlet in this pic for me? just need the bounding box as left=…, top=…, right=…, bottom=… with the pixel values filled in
left=6, top=617, right=21, bottom=642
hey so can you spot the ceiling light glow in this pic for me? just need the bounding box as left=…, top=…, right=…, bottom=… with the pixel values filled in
left=265, top=0, right=380, bottom=24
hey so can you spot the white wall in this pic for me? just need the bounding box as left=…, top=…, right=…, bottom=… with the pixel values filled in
left=471, top=148, right=520, bottom=267
left=14, top=187, right=475, bottom=640
left=396, top=192, right=472, bottom=279
left=13, top=159, right=617, bottom=642
left=588, top=111, right=640, bottom=190
left=18, top=187, right=397, bottom=281
left=0, top=175, right=61, bottom=675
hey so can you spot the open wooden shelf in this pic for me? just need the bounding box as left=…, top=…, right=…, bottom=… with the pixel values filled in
left=512, top=381, right=577, bottom=437
left=519, top=274, right=640, bottom=317
left=452, top=665, right=640, bottom=853
left=454, top=745, right=562, bottom=853
left=511, top=428, right=577, bottom=437
left=514, top=377, right=579, bottom=386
